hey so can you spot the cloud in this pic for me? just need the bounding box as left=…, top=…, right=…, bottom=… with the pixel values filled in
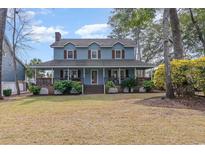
left=75, top=24, right=111, bottom=38
left=31, top=25, right=68, bottom=43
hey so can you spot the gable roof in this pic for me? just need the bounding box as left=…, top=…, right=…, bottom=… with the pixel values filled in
left=50, top=38, right=137, bottom=48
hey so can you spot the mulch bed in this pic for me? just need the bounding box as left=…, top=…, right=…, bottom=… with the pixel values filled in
left=137, top=95, right=205, bottom=111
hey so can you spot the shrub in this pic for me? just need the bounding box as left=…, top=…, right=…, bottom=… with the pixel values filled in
left=3, top=89, right=12, bottom=97
left=54, top=80, right=72, bottom=94
left=154, top=57, right=205, bottom=97
left=71, top=81, right=82, bottom=94
left=105, top=80, right=116, bottom=89
left=143, top=80, right=154, bottom=92
left=121, top=78, right=136, bottom=93
left=29, top=85, right=41, bottom=95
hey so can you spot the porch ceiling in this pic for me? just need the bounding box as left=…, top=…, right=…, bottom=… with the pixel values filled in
left=30, top=59, right=155, bottom=69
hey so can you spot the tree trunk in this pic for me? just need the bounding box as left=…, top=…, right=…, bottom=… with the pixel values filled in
left=169, top=8, right=184, bottom=59
left=163, top=8, right=175, bottom=99
left=0, top=9, right=7, bottom=99
left=189, top=8, right=205, bottom=56
left=133, top=28, right=141, bottom=61
left=12, top=8, right=20, bottom=95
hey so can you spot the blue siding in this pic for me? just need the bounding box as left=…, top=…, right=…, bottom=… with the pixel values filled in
left=53, top=42, right=135, bottom=60
left=2, top=40, right=25, bottom=81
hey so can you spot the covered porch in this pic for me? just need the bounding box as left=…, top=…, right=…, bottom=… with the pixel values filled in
left=31, top=59, right=154, bottom=94
left=32, top=67, right=153, bottom=94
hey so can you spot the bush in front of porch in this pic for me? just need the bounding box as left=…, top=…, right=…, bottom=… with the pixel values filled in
left=54, top=80, right=82, bottom=95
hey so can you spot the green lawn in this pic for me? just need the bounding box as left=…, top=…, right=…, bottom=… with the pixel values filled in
left=0, top=93, right=205, bottom=144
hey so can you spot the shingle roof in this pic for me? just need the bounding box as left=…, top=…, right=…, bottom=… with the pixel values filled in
left=31, top=60, right=154, bottom=68
left=50, top=39, right=137, bottom=48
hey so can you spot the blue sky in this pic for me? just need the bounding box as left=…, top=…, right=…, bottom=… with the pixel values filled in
left=10, top=8, right=113, bottom=63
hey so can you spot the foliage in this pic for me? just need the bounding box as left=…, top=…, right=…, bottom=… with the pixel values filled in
left=105, top=80, right=116, bottom=89
left=143, top=80, right=155, bottom=92
left=3, top=89, right=12, bottom=96
left=121, top=78, right=137, bottom=89
left=154, top=57, right=205, bottom=96
left=54, top=80, right=72, bottom=94
left=71, top=81, right=82, bottom=94
left=54, top=80, right=82, bottom=94
left=26, top=58, right=43, bottom=79
left=29, top=85, right=41, bottom=95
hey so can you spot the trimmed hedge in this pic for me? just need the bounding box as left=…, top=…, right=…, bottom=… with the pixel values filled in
left=3, top=89, right=12, bottom=97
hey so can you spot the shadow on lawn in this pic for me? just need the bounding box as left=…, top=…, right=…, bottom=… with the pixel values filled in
left=135, top=95, right=205, bottom=112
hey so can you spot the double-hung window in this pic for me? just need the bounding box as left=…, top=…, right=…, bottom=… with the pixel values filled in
left=91, top=50, right=98, bottom=59
left=115, top=50, right=122, bottom=59
left=67, top=51, right=73, bottom=59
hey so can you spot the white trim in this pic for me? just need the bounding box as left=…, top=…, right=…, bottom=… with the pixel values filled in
left=88, top=41, right=101, bottom=46
left=103, top=68, right=105, bottom=94
left=91, top=50, right=98, bottom=59
left=67, top=50, right=74, bottom=59
left=31, top=65, right=154, bottom=69
left=90, top=69, right=98, bottom=85
left=69, top=69, right=78, bottom=79
left=120, top=69, right=126, bottom=79
left=51, top=45, right=136, bottom=48
left=63, top=42, right=76, bottom=47
left=115, top=49, right=122, bottom=59
left=113, top=41, right=125, bottom=46
left=111, top=69, right=118, bottom=78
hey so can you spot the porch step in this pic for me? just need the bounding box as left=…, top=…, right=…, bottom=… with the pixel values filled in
left=84, top=85, right=104, bottom=94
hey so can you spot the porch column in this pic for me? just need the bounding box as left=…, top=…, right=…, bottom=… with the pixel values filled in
left=34, top=68, right=37, bottom=84
left=82, top=68, right=85, bottom=95
left=67, top=68, right=69, bottom=80
left=118, top=68, right=121, bottom=84
left=103, top=68, right=105, bottom=94
left=51, top=68, right=54, bottom=84
left=134, top=68, right=136, bottom=79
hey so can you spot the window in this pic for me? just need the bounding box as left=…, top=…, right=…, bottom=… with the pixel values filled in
left=111, top=69, right=118, bottom=79
left=67, top=51, right=73, bottom=59
left=91, top=50, right=98, bottom=59
left=120, top=69, right=126, bottom=80
left=115, top=50, right=122, bottom=59
left=69, top=69, right=78, bottom=79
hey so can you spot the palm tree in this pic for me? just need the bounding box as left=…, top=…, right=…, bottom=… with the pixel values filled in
left=0, top=9, right=7, bottom=99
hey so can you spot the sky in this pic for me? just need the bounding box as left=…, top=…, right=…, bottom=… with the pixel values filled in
left=7, top=8, right=113, bottom=63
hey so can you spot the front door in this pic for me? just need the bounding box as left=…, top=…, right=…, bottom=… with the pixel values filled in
left=91, top=70, right=98, bottom=85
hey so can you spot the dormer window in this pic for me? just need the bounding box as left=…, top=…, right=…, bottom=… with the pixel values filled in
left=67, top=51, right=73, bottom=59
left=115, top=50, right=122, bottom=59
left=91, top=50, right=98, bottom=59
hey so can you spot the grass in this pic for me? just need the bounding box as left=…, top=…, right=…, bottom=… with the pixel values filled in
left=0, top=93, right=205, bottom=144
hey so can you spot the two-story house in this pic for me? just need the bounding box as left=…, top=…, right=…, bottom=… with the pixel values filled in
left=32, top=32, right=154, bottom=94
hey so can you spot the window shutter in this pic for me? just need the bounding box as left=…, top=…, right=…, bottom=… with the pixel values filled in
left=122, top=49, right=125, bottom=59
left=88, top=50, right=91, bottom=59
left=74, top=50, right=77, bottom=59
left=126, top=69, right=129, bottom=78
left=78, top=69, right=81, bottom=78
left=64, top=50, right=67, bottom=59
left=98, top=50, right=101, bottom=59
left=112, top=50, right=115, bottom=59
left=60, top=70, right=64, bottom=79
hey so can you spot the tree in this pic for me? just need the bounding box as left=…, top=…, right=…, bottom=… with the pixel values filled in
left=7, top=8, right=32, bottom=95
left=189, top=8, right=205, bottom=56
left=163, top=8, right=175, bottom=98
left=169, top=8, right=184, bottom=59
left=26, top=58, right=42, bottom=79
left=108, top=9, right=156, bottom=61
left=0, top=9, right=7, bottom=99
